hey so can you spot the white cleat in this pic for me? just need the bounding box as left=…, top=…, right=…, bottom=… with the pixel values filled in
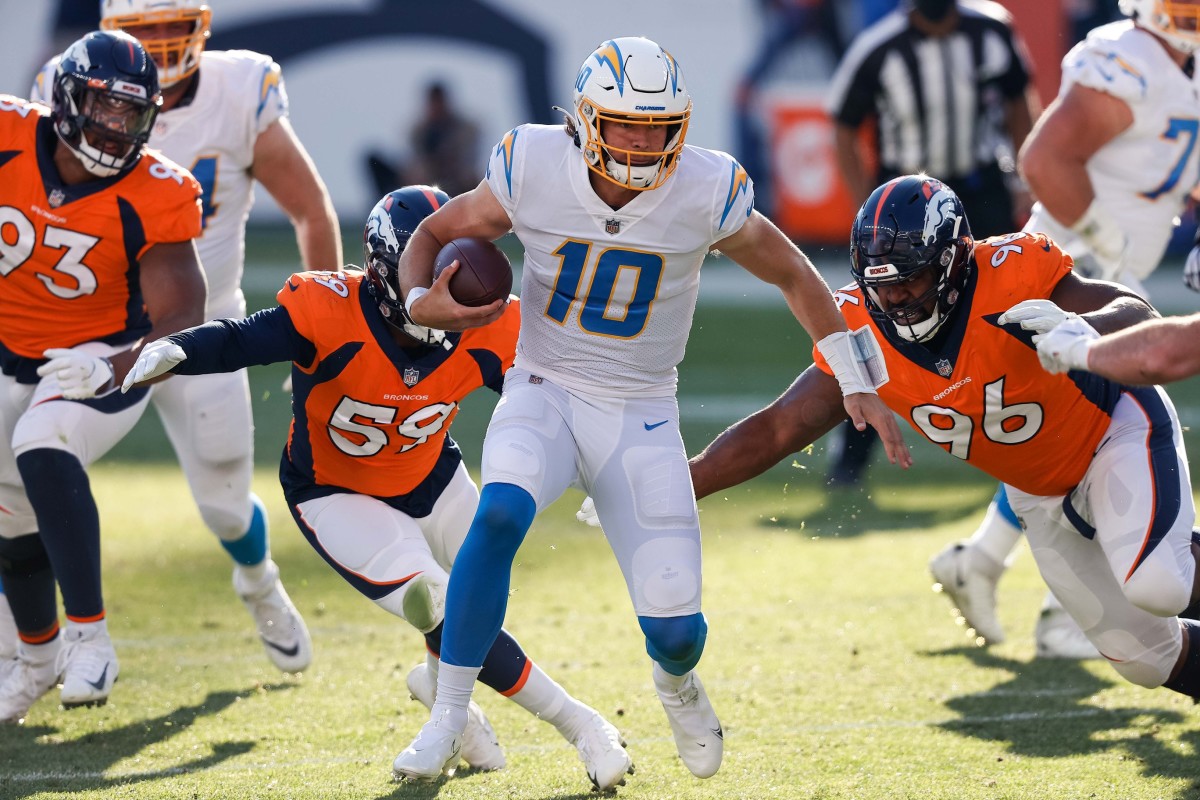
left=0, top=648, right=60, bottom=724
left=653, top=664, right=723, bottom=779
left=1035, top=597, right=1100, bottom=660
left=58, top=626, right=118, bottom=708
left=392, top=712, right=463, bottom=782
left=929, top=541, right=1005, bottom=645
left=405, top=663, right=504, bottom=771
left=234, top=560, right=313, bottom=673
left=0, top=592, right=17, bottom=661
left=572, top=710, right=634, bottom=791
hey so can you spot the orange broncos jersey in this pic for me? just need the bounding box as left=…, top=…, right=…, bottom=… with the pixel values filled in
left=0, top=96, right=201, bottom=359
left=278, top=270, right=520, bottom=498
left=815, top=232, right=1123, bottom=496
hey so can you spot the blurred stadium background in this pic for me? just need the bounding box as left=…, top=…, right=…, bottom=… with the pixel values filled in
left=1, top=0, right=1196, bottom=479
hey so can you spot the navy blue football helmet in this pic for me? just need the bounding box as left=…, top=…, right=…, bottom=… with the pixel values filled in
left=850, top=175, right=973, bottom=342
left=363, top=185, right=451, bottom=346
left=52, top=30, right=161, bottom=177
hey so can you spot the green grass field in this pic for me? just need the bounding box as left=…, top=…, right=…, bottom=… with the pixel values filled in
left=4, top=230, right=1200, bottom=799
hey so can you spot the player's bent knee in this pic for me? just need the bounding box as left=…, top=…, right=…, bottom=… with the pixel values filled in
left=640, top=613, right=707, bottom=675
left=632, top=537, right=701, bottom=615
left=471, top=483, right=536, bottom=553
left=0, top=532, right=51, bottom=575
left=1097, top=627, right=1182, bottom=688
left=198, top=501, right=252, bottom=541
left=386, top=573, right=446, bottom=633
left=1123, top=566, right=1192, bottom=619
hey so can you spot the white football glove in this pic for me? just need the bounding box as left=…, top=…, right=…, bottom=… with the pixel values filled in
left=576, top=496, right=601, bottom=528
left=997, top=299, right=1072, bottom=335
left=121, top=338, right=187, bottom=393
left=37, top=348, right=114, bottom=399
left=1184, top=244, right=1200, bottom=292
left=1035, top=316, right=1100, bottom=374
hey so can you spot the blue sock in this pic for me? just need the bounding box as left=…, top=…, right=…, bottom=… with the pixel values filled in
left=640, top=613, right=708, bottom=675
left=220, top=494, right=269, bottom=566
left=440, top=483, right=535, bottom=667
left=995, top=485, right=1020, bottom=529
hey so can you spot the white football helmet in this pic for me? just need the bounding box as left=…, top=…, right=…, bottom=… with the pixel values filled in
left=1119, top=0, right=1200, bottom=53
left=570, top=37, right=691, bottom=191
left=100, top=0, right=212, bottom=87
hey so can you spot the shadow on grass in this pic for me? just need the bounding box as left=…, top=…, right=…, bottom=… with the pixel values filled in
left=0, top=684, right=297, bottom=798
left=927, top=645, right=1200, bottom=799
left=758, top=483, right=989, bottom=538
left=377, top=772, right=601, bottom=800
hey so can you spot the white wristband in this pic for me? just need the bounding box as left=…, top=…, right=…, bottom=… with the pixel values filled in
left=404, top=286, right=429, bottom=316
left=817, top=330, right=875, bottom=397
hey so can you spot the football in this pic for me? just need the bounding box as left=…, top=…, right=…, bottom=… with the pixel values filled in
left=433, top=237, right=514, bottom=307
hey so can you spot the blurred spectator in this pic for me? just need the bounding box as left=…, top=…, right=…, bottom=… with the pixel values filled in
left=733, top=1, right=850, bottom=218
left=365, top=81, right=482, bottom=204
left=407, top=81, right=482, bottom=197
left=1066, top=0, right=1123, bottom=43
left=823, top=0, right=1040, bottom=489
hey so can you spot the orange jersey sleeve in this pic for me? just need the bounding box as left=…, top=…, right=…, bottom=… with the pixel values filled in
left=279, top=270, right=519, bottom=497
left=814, top=233, right=1120, bottom=496
left=0, top=97, right=202, bottom=358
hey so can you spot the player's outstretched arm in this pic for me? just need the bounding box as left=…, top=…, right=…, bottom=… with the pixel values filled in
left=714, top=211, right=912, bottom=469
left=1039, top=313, right=1200, bottom=384
left=111, top=239, right=207, bottom=386
left=397, top=180, right=511, bottom=331
left=254, top=117, right=343, bottom=271
left=122, top=305, right=312, bottom=392
left=689, top=366, right=848, bottom=500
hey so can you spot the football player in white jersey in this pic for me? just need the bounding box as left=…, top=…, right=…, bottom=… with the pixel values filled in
left=389, top=36, right=910, bottom=785
left=929, top=0, right=1200, bottom=660
left=25, top=0, right=343, bottom=674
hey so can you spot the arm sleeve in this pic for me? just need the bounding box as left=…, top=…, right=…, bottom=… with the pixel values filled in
left=168, top=306, right=316, bottom=373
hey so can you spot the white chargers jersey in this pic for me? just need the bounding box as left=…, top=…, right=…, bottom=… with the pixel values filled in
left=485, top=124, right=754, bottom=397
left=33, top=50, right=288, bottom=320
left=1026, top=21, right=1200, bottom=280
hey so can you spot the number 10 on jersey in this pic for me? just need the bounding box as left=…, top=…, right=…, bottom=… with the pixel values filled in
left=545, top=239, right=663, bottom=338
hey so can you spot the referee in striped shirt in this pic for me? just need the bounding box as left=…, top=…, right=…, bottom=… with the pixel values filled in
left=828, top=0, right=1040, bottom=238
left=823, top=0, right=1041, bottom=489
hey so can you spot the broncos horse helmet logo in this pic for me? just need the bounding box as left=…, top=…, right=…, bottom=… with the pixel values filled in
left=922, top=188, right=962, bottom=246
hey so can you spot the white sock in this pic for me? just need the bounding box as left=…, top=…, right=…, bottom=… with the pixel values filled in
left=66, top=618, right=108, bottom=639
left=234, top=559, right=272, bottom=588
left=21, top=635, right=61, bottom=666
left=652, top=661, right=688, bottom=693
left=965, top=500, right=1022, bottom=575
left=430, top=661, right=479, bottom=733
left=504, top=662, right=592, bottom=742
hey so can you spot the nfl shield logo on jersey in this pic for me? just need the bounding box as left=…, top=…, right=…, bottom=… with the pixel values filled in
left=48, top=189, right=65, bottom=208
left=935, top=358, right=953, bottom=378
left=403, top=367, right=420, bottom=387
left=604, top=218, right=621, bottom=235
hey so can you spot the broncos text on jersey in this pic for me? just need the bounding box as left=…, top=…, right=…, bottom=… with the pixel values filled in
left=277, top=270, right=519, bottom=498
left=815, top=232, right=1122, bottom=496
left=0, top=95, right=202, bottom=360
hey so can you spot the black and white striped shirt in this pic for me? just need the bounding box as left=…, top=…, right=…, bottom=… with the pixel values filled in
left=827, top=0, right=1032, bottom=180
